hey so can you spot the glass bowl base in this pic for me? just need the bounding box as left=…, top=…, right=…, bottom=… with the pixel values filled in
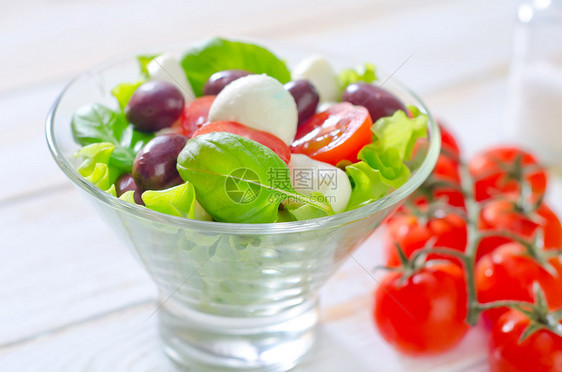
left=158, top=299, right=318, bottom=371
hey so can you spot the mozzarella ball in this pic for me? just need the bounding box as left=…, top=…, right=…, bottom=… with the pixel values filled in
left=208, top=74, right=298, bottom=145
left=289, top=154, right=351, bottom=213
left=292, top=55, right=339, bottom=103
left=147, top=54, right=195, bottom=104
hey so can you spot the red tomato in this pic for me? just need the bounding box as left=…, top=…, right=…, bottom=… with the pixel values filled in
left=489, top=310, right=562, bottom=372
left=438, top=121, right=461, bottom=160
left=180, top=95, right=216, bottom=137
left=374, top=262, right=469, bottom=355
left=433, top=153, right=461, bottom=184
left=193, top=120, right=291, bottom=164
left=384, top=209, right=467, bottom=266
left=477, top=199, right=562, bottom=260
left=291, top=102, right=373, bottom=166
left=475, top=242, right=562, bottom=325
left=469, top=146, right=547, bottom=202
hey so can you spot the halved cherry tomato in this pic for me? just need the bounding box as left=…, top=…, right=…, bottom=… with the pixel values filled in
left=180, top=95, right=216, bottom=137
left=489, top=309, right=562, bottom=372
left=193, top=120, right=291, bottom=164
left=477, top=198, right=562, bottom=260
left=290, top=102, right=373, bottom=166
left=469, top=146, right=547, bottom=202
left=385, top=208, right=467, bottom=266
left=373, top=262, right=469, bottom=355
left=476, top=242, right=562, bottom=326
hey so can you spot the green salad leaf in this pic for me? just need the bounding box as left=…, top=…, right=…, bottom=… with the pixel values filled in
left=119, top=190, right=137, bottom=204
left=180, top=38, right=291, bottom=97
left=373, top=109, right=427, bottom=160
left=177, top=132, right=332, bottom=223
left=111, top=81, right=143, bottom=110
left=284, top=191, right=334, bottom=221
left=345, top=109, right=428, bottom=210
left=337, top=63, right=377, bottom=93
left=142, top=182, right=197, bottom=218
left=137, top=54, right=160, bottom=78
left=71, top=103, right=154, bottom=173
left=75, top=142, right=119, bottom=196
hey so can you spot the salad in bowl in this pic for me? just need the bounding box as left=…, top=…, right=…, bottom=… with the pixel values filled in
left=46, top=38, right=439, bottom=371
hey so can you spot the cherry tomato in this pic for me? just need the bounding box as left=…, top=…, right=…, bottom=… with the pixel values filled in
left=291, top=102, right=373, bottom=166
left=193, top=120, right=291, bottom=164
left=385, top=208, right=467, bottom=266
left=433, top=153, right=461, bottom=184
left=469, top=146, right=547, bottom=202
left=475, top=242, right=562, bottom=325
left=477, top=199, right=562, bottom=260
left=438, top=121, right=461, bottom=160
left=489, top=310, right=562, bottom=372
left=373, top=262, right=469, bottom=355
left=180, top=95, right=216, bottom=137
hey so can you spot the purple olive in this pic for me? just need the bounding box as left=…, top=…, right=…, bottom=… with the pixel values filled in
left=125, top=81, right=185, bottom=132
left=284, top=80, right=319, bottom=126
left=203, top=69, right=252, bottom=95
left=342, top=83, right=406, bottom=122
left=132, top=133, right=188, bottom=191
left=115, top=174, right=144, bottom=205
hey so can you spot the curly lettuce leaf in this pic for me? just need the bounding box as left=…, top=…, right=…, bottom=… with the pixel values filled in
left=111, top=81, right=143, bottom=110
left=71, top=103, right=154, bottom=173
left=373, top=109, right=427, bottom=161
left=142, top=182, right=197, bottom=218
left=345, top=109, right=428, bottom=210
left=75, top=142, right=119, bottom=196
left=284, top=191, right=334, bottom=221
left=337, top=63, right=377, bottom=93
left=180, top=38, right=291, bottom=97
left=119, top=190, right=137, bottom=204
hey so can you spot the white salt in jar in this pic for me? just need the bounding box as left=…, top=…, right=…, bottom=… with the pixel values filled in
left=506, top=0, right=562, bottom=165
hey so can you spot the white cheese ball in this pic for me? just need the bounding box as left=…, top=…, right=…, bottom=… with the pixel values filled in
left=292, top=55, right=339, bottom=103
left=147, top=54, right=195, bottom=104
left=208, top=74, right=298, bottom=145
left=289, top=154, right=351, bottom=213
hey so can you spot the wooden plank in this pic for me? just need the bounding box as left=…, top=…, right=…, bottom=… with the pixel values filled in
left=0, top=186, right=154, bottom=346
left=0, top=230, right=489, bottom=372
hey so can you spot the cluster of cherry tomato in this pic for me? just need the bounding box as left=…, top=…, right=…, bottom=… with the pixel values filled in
left=373, top=121, right=562, bottom=371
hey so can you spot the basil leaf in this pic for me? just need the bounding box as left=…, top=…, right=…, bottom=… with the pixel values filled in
left=180, top=38, right=291, bottom=97
left=177, top=132, right=331, bottom=223
left=71, top=103, right=154, bottom=173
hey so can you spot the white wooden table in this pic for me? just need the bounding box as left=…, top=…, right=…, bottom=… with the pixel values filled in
left=3, top=0, right=556, bottom=370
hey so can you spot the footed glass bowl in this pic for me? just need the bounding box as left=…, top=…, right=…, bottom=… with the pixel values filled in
left=46, top=40, right=440, bottom=372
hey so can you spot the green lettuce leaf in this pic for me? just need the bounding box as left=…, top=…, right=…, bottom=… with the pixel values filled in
left=71, top=103, right=154, bottom=173
left=345, top=109, right=428, bottom=210
left=177, top=132, right=332, bottom=223
left=180, top=38, right=291, bottom=97
left=75, top=142, right=119, bottom=196
left=119, top=190, right=137, bottom=204
left=284, top=191, right=334, bottom=221
left=142, top=182, right=197, bottom=218
left=111, top=81, right=143, bottom=110
left=337, top=63, right=377, bottom=93
left=372, top=109, right=427, bottom=161
left=137, top=54, right=160, bottom=78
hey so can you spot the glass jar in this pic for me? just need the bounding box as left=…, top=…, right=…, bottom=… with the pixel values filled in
left=506, top=0, right=562, bottom=165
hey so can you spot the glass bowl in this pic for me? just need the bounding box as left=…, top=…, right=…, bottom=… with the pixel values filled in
left=46, top=40, right=440, bottom=372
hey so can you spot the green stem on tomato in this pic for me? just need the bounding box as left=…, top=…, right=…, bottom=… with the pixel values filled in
left=458, top=162, right=483, bottom=326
